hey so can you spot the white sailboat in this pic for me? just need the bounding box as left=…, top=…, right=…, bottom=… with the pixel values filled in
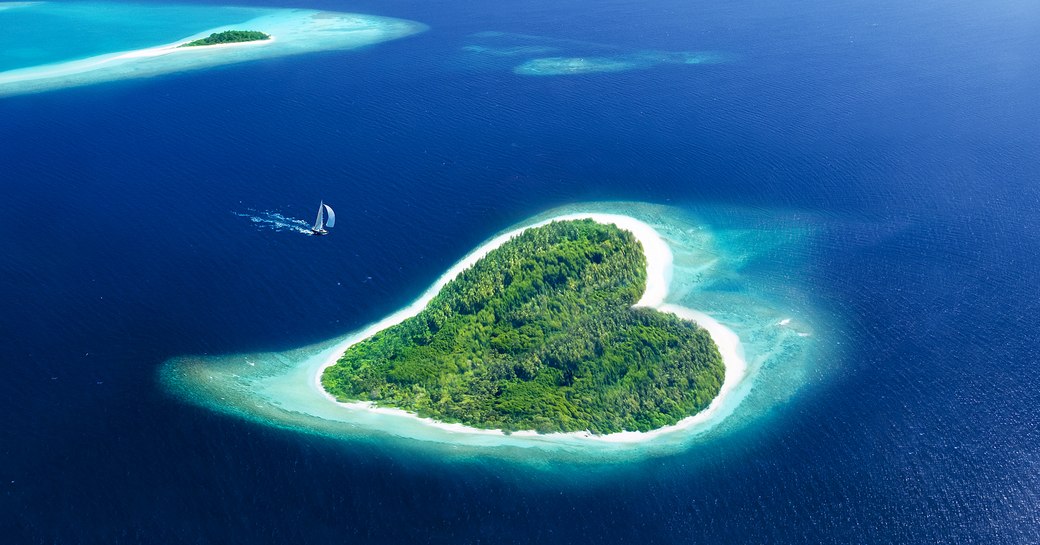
left=312, top=201, right=335, bottom=235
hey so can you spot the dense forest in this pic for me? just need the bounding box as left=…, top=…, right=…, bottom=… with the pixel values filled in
left=322, top=220, right=724, bottom=434
left=179, top=30, right=270, bottom=47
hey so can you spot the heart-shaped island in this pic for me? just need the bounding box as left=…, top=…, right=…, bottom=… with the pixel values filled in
left=321, top=219, right=725, bottom=434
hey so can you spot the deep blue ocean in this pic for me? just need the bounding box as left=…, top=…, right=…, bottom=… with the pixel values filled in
left=3, top=0, right=1039, bottom=542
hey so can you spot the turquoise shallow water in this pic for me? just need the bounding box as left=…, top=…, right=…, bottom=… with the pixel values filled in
left=161, top=202, right=830, bottom=466
left=0, top=2, right=268, bottom=71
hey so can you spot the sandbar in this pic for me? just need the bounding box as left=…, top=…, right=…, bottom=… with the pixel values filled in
left=0, top=8, right=425, bottom=97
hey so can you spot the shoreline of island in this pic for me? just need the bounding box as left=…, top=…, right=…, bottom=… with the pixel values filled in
left=122, top=34, right=277, bottom=59
left=312, top=213, right=749, bottom=444
left=0, top=35, right=278, bottom=84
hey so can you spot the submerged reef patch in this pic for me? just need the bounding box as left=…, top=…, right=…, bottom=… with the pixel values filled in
left=515, top=56, right=641, bottom=75
left=459, top=31, right=730, bottom=76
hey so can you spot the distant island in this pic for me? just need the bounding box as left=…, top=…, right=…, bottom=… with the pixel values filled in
left=322, top=219, right=725, bottom=434
left=179, top=30, right=270, bottom=48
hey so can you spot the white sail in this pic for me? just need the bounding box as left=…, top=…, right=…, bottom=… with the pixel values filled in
left=323, top=204, right=335, bottom=228
left=314, top=201, right=325, bottom=231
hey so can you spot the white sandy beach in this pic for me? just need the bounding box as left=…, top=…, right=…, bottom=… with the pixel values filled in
left=0, top=36, right=277, bottom=85
left=117, top=35, right=277, bottom=59
left=313, top=213, right=749, bottom=444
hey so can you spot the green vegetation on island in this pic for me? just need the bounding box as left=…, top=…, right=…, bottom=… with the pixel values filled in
left=322, top=220, right=725, bottom=434
left=179, top=30, right=270, bottom=48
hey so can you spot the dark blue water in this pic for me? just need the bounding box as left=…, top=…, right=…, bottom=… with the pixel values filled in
left=3, top=0, right=1039, bottom=542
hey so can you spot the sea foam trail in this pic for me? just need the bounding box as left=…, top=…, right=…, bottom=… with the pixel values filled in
left=234, top=210, right=311, bottom=234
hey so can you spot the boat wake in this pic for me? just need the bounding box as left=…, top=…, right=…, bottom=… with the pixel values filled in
left=234, top=210, right=313, bottom=234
